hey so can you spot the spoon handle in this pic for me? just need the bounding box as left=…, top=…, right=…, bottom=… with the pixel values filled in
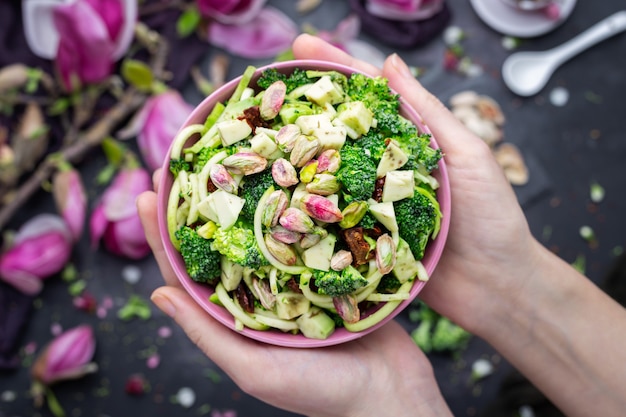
left=548, top=11, right=626, bottom=66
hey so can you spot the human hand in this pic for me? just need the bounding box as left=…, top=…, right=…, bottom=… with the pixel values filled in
left=137, top=171, right=452, bottom=417
left=291, top=34, right=541, bottom=336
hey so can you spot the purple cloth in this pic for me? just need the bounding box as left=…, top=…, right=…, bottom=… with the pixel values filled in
left=349, top=0, right=452, bottom=49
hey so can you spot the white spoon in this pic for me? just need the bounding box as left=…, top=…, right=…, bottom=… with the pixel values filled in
left=502, top=10, right=626, bottom=96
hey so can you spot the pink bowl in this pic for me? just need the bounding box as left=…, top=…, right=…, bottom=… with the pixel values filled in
left=157, top=59, right=451, bottom=348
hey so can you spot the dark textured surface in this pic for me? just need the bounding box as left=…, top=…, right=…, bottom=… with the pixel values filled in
left=1, top=1, right=625, bottom=416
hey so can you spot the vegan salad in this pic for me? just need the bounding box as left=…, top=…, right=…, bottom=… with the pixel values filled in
left=166, top=64, right=444, bottom=340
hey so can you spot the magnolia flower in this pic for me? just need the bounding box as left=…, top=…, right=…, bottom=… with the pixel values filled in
left=31, top=325, right=97, bottom=386
left=118, top=90, right=193, bottom=172
left=90, top=167, right=151, bottom=259
left=207, top=6, right=298, bottom=59
left=22, top=0, right=137, bottom=91
left=52, top=166, right=87, bottom=241
left=196, top=0, right=267, bottom=25
left=364, top=0, right=445, bottom=21
left=0, top=214, right=73, bottom=295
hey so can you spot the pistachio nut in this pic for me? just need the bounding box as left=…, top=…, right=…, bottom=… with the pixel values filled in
left=330, top=250, right=353, bottom=271
left=279, top=207, right=316, bottom=234
left=264, top=234, right=298, bottom=266
left=316, top=149, right=341, bottom=174
left=300, top=194, right=343, bottom=223
left=306, top=173, right=341, bottom=196
left=375, top=234, right=396, bottom=275
left=333, top=294, right=360, bottom=324
left=338, top=201, right=368, bottom=229
left=260, top=80, right=286, bottom=120
left=251, top=276, right=276, bottom=310
left=299, top=160, right=318, bottom=183
left=271, top=158, right=299, bottom=188
left=299, top=232, right=322, bottom=249
left=222, top=152, right=267, bottom=175
left=209, top=164, right=238, bottom=194
left=270, top=225, right=302, bottom=244
left=262, top=190, right=288, bottom=228
left=275, top=124, right=301, bottom=152
left=290, top=134, right=320, bottom=168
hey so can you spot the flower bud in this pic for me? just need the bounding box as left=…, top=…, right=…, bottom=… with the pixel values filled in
left=330, top=250, right=353, bottom=271
left=306, top=173, right=341, bottom=196
left=375, top=234, right=396, bottom=275
left=52, top=167, right=87, bottom=241
left=275, top=124, right=301, bottom=152
left=300, top=194, right=343, bottom=223
left=31, top=325, right=97, bottom=386
left=316, top=149, right=341, bottom=174
left=290, top=135, right=320, bottom=167
left=338, top=201, right=368, bottom=229
left=222, top=152, right=267, bottom=175
left=0, top=214, right=72, bottom=295
left=210, top=163, right=238, bottom=193
left=279, top=207, right=316, bottom=234
left=262, top=190, right=288, bottom=228
left=264, top=234, right=298, bottom=266
left=271, top=158, right=299, bottom=187
left=260, top=80, right=286, bottom=120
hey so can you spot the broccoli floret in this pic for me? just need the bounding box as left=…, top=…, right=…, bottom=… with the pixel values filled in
left=192, top=145, right=238, bottom=173
left=358, top=211, right=378, bottom=230
left=175, top=226, right=221, bottom=284
left=239, top=170, right=277, bottom=224
left=211, top=225, right=267, bottom=269
left=355, top=131, right=387, bottom=163
left=399, top=133, right=443, bottom=173
left=313, top=265, right=368, bottom=297
left=394, top=188, right=440, bottom=260
left=410, top=302, right=471, bottom=354
left=376, top=274, right=402, bottom=294
left=169, top=159, right=190, bottom=176
left=257, top=68, right=312, bottom=93
left=336, top=144, right=377, bottom=202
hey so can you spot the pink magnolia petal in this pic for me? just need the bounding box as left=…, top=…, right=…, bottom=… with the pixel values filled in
left=53, top=169, right=87, bottom=241
left=318, top=14, right=361, bottom=46
left=208, top=7, right=297, bottom=59
left=137, top=91, right=193, bottom=171
left=13, top=213, right=71, bottom=245
left=101, top=168, right=151, bottom=221
left=103, top=215, right=150, bottom=260
left=0, top=270, right=43, bottom=296
left=53, top=1, right=117, bottom=88
left=197, top=0, right=267, bottom=25
left=89, top=205, right=108, bottom=248
left=85, top=0, right=125, bottom=41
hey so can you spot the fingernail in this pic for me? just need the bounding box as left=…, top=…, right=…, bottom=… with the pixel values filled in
left=151, top=292, right=176, bottom=318
left=390, top=53, right=413, bottom=79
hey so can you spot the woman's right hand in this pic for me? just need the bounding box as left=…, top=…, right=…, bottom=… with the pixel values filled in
left=293, top=34, right=541, bottom=336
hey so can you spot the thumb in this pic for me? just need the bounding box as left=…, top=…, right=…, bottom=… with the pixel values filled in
left=150, top=286, right=257, bottom=366
left=382, top=54, right=483, bottom=153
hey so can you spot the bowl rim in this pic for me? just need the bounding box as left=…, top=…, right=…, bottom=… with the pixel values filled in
left=157, top=59, right=451, bottom=348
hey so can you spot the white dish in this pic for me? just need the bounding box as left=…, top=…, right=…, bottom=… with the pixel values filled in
left=469, top=0, right=577, bottom=38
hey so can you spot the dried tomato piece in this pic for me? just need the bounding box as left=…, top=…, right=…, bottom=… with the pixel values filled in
left=340, top=227, right=374, bottom=267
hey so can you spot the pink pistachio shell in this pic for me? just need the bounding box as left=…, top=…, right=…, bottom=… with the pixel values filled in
left=207, top=6, right=298, bottom=59
left=123, top=91, right=193, bottom=172
left=365, top=0, right=444, bottom=21
left=90, top=168, right=151, bottom=259
left=196, top=0, right=267, bottom=24
left=0, top=214, right=72, bottom=295
left=52, top=0, right=132, bottom=90
left=53, top=169, right=87, bottom=241
left=31, top=325, right=97, bottom=385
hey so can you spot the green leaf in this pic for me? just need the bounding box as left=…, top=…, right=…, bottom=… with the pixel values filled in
left=101, top=137, right=126, bottom=166
left=48, top=98, right=70, bottom=116
left=177, top=7, right=201, bottom=38
left=118, top=295, right=152, bottom=321
left=45, top=387, right=66, bottom=417
left=121, top=59, right=154, bottom=91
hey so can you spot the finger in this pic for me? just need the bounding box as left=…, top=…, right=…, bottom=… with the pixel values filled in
left=136, top=190, right=180, bottom=287
left=292, top=34, right=382, bottom=77
left=381, top=54, right=485, bottom=153
left=151, top=286, right=264, bottom=374
left=152, top=168, right=162, bottom=193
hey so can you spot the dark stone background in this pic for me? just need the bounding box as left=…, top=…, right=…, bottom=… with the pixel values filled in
left=1, top=0, right=625, bottom=416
